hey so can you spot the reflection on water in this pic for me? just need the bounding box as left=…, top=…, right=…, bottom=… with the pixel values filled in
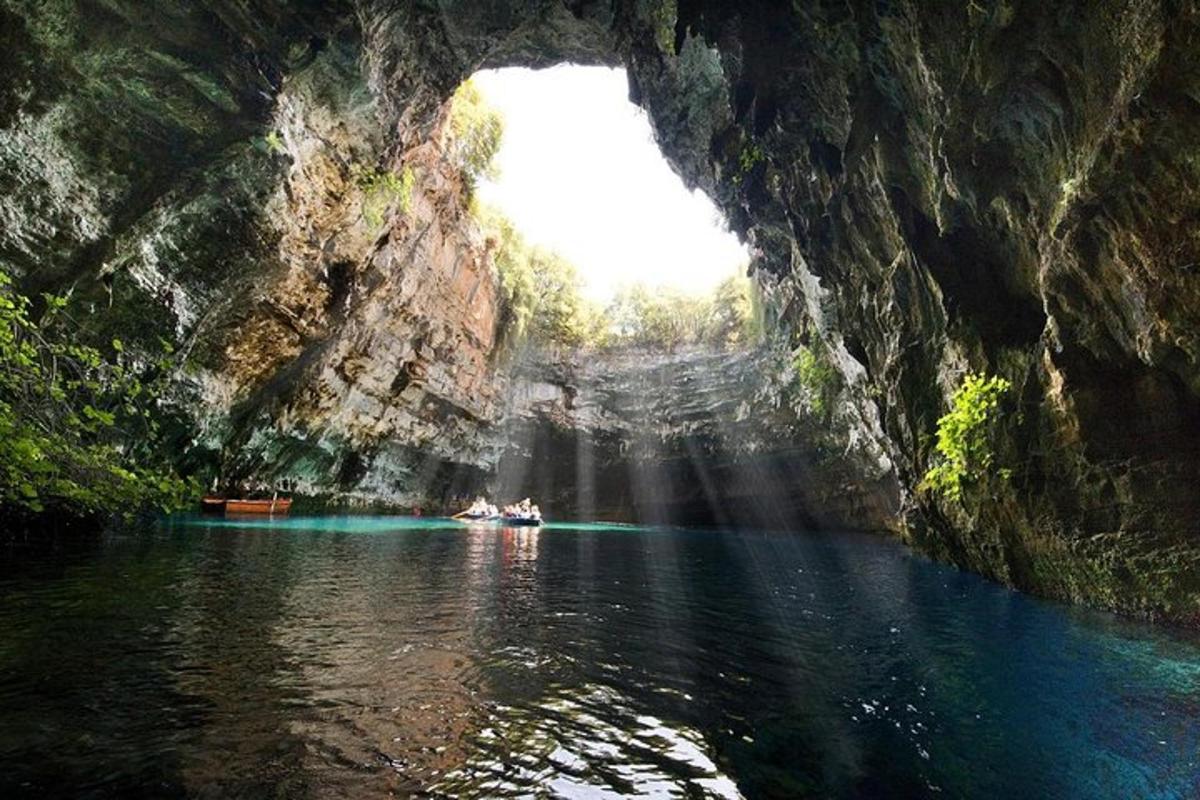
left=439, top=684, right=742, bottom=798
left=0, top=517, right=1198, bottom=798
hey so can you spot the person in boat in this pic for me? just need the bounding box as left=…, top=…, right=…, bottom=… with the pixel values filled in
left=502, top=499, right=541, bottom=522
left=461, top=496, right=496, bottom=519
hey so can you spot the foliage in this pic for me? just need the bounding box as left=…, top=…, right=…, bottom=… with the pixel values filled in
left=475, top=204, right=602, bottom=350
left=606, top=275, right=762, bottom=352
left=474, top=203, right=761, bottom=354
left=643, top=0, right=678, bottom=53
left=707, top=273, right=763, bottom=348
left=607, top=284, right=706, bottom=351
left=445, top=78, right=504, bottom=194
left=737, top=140, right=764, bottom=177
left=352, top=163, right=415, bottom=229
left=923, top=372, right=1012, bottom=503
left=264, top=130, right=286, bottom=156
left=0, top=271, right=199, bottom=518
left=792, top=343, right=840, bottom=419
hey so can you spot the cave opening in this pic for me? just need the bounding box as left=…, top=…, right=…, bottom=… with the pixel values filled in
left=465, top=64, right=748, bottom=306
left=436, top=64, right=823, bottom=527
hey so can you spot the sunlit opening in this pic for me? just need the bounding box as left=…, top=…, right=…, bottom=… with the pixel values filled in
left=470, top=65, right=749, bottom=304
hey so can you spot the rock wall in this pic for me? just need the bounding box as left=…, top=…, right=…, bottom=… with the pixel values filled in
left=0, top=1, right=506, bottom=508
left=497, top=346, right=899, bottom=531
left=637, top=0, right=1200, bottom=622
left=2, top=1, right=1199, bottom=621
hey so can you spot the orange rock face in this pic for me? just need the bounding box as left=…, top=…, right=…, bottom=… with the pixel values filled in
left=187, top=57, right=505, bottom=503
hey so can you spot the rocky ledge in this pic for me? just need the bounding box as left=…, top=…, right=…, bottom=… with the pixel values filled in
left=497, top=345, right=900, bottom=530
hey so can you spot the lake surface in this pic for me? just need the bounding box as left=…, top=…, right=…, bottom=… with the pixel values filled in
left=0, top=517, right=1198, bottom=799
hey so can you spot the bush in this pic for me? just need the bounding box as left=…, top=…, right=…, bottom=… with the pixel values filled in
left=444, top=78, right=504, bottom=194
left=792, top=343, right=840, bottom=419
left=352, top=163, right=414, bottom=229
left=924, top=372, right=1012, bottom=502
left=0, top=271, right=198, bottom=518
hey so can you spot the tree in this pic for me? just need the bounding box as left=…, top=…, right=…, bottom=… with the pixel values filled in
left=474, top=203, right=601, bottom=351
left=0, top=270, right=198, bottom=518
left=444, top=78, right=504, bottom=193
left=704, top=272, right=760, bottom=347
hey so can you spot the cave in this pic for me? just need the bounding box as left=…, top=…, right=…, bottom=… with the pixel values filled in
left=4, top=1, right=1200, bottom=795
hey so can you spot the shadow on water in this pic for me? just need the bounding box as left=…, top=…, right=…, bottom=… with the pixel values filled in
left=0, top=517, right=1198, bottom=798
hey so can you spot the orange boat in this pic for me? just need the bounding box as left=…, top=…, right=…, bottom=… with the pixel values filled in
left=225, top=497, right=292, bottom=515
left=201, top=496, right=292, bottom=515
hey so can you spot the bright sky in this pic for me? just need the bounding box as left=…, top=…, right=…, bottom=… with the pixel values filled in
left=471, top=65, right=749, bottom=303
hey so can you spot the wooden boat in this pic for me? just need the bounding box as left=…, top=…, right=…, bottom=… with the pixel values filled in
left=224, top=497, right=292, bottom=516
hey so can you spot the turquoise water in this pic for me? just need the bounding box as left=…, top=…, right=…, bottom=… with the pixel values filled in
left=0, top=515, right=1197, bottom=798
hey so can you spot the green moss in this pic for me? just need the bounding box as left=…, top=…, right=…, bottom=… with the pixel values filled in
left=352, top=163, right=415, bottom=229
left=791, top=343, right=840, bottom=419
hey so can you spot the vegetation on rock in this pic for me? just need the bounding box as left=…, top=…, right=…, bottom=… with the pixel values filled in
left=923, top=373, right=1012, bottom=503
left=791, top=343, right=841, bottom=420
left=0, top=271, right=198, bottom=519
left=264, top=130, right=286, bottom=156
left=352, top=163, right=415, bottom=229
left=444, top=78, right=504, bottom=194
left=474, top=204, right=606, bottom=351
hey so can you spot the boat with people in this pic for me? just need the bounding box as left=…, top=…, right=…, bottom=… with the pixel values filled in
left=451, top=496, right=543, bottom=526
left=452, top=497, right=500, bottom=522
left=501, top=498, right=543, bottom=527
left=502, top=514, right=542, bottom=527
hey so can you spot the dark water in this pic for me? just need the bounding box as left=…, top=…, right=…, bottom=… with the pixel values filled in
left=1, top=517, right=1198, bottom=799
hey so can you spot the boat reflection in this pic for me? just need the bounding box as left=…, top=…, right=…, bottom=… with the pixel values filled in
left=500, top=525, right=540, bottom=564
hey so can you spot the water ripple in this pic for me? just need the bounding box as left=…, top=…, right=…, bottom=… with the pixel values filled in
left=0, top=520, right=1196, bottom=798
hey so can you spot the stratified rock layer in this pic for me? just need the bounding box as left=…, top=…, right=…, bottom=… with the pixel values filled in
left=498, top=346, right=899, bottom=531
left=1, top=1, right=1198, bottom=622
